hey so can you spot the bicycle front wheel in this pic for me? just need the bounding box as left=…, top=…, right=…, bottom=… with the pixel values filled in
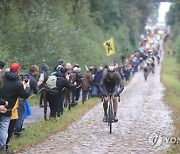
left=109, top=121, right=112, bottom=134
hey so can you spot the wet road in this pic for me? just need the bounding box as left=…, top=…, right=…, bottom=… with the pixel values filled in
left=23, top=106, right=45, bottom=127
left=20, top=45, right=174, bottom=154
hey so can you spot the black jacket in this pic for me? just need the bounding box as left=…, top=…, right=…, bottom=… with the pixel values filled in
left=75, top=72, right=83, bottom=85
left=27, top=72, right=39, bottom=94
left=47, top=72, right=77, bottom=96
left=0, top=71, right=31, bottom=116
left=0, top=98, right=6, bottom=106
left=41, top=64, right=49, bottom=82
left=56, top=72, right=77, bottom=92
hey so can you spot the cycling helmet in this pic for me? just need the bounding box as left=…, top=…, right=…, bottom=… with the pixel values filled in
left=108, top=66, right=115, bottom=72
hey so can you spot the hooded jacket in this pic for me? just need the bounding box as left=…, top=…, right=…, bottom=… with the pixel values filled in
left=27, top=72, right=39, bottom=94
left=41, top=64, right=49, bottom=82
left=0, top=71, right=31, bottom=116
left=82, top=71, right=93, bottom=91
left=56, top=72, right=77, bottom=94
left=46, top=72, right=77, bottom=96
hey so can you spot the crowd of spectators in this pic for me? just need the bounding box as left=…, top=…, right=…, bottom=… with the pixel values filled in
left=0, top=46, right=149, bottom=153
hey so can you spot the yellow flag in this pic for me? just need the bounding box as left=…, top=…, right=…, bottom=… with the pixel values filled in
left=103, top=38, right=115, bottom=56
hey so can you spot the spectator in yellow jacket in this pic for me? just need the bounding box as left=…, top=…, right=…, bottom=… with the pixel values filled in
left=6, top=99, right=19, bottom=149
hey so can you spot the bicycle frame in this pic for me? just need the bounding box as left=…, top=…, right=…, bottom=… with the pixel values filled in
left=108, top=94, right=114, bottom=134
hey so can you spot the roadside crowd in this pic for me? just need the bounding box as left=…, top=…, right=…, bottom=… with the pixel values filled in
left=0, top=54, right=139, bottom=153
left=0, top=33, right=162, bottom=153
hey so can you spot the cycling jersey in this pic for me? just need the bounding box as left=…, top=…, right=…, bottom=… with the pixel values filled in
left=100, top=72, right=124, bottom=96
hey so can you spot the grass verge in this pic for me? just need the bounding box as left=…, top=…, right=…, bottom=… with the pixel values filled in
left=28, top=94, right=40, bottom=106
left=162, top=40, right=180, bottom=153
left=9, top=98, right=100, bottom=152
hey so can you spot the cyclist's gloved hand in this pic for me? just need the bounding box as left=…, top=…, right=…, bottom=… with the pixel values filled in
left=102, top=93, right=107, bottom=97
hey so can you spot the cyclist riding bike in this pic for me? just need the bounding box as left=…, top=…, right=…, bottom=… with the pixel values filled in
left=100, top=66, right=124, bottom=122
left=143, top=62, right=149, bottom=81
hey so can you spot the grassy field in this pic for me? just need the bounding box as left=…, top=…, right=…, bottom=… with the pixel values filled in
left=9, top=98, right=100, bottom=152
left=162, top=40, right=180, bottom=153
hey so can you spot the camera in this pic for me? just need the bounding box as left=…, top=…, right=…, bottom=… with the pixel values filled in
left=19, top=74, right=29, bottom=83
left=24, top=74, right=29, bottom=83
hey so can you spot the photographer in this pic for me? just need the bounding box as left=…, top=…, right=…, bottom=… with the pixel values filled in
left=27, top=65, right=42, bottom=94
left=0, top=98, right=8, bottom=114
left=0, top=99, right=8, bottom=113
left=0, top=60, right=8, bottom=114
left=14, top=65, right=42, bottom=136
left=0, top=105, right=7, bottom=113
left=0, top=63, right=31, bottom=152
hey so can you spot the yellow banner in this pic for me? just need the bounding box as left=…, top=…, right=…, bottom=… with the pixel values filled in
left=103, top=38, right=115, bottom=56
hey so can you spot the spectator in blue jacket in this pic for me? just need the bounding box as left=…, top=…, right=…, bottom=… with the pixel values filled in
left=91, top=67, right=103, bottom=97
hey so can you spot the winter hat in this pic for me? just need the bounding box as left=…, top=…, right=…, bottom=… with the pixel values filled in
left=10, top=63, right=20, bottom=72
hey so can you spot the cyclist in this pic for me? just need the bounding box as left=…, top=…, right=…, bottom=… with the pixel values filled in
left=143, top=62, right=149, bottom=81
left=100, top=66, right=124, bottom=122
left=147, top=58, right=154, bottom=74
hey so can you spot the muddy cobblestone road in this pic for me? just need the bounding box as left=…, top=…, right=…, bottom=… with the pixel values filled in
left=20, top=49, right=174, bottom=154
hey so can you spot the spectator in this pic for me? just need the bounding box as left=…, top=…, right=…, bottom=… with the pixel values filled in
left=6, top=99, right=18, bottom=149
left=14, top=65, right=42, bottom=136
left=82, top=68, right=93, bottom=102
left=46, top=67, right=78, bottom=118
left=56, top=59, right=64, bottom=72
left=103, top=65, right=108, bottom=76
left=0, top=105, right=7, bottom=113
left=124, top=64, right=131, bottom=81
left=0, top=63, right=31, bottom=152
left=173, top=51, right=176, bottom=56
left=39, top=64, right=49, bottom=107
left=66, top=63, right=72, bottom=74
left=64, top=63, right=73, bottom=108
left=0, top=60, right=6, bottom=89
left=0, top=60, right=8, bottom=114
left=91, top=67, right=103, bottom=97
left=71, top=66, right=83, bottom=107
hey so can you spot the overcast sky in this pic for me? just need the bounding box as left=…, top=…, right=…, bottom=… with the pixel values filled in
left=158, top=2, right=172, bottom=23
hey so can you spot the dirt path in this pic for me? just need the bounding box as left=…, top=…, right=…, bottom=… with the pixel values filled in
left=19, top=42, right=174, bottom=154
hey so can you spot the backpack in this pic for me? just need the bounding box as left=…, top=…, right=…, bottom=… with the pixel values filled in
left=45, top=75, right=57, bottom=89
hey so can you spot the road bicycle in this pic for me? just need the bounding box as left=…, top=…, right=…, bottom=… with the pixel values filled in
left=103, top=93, right=120, bottom=134
left=108, top=94, right=114, bottom=134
